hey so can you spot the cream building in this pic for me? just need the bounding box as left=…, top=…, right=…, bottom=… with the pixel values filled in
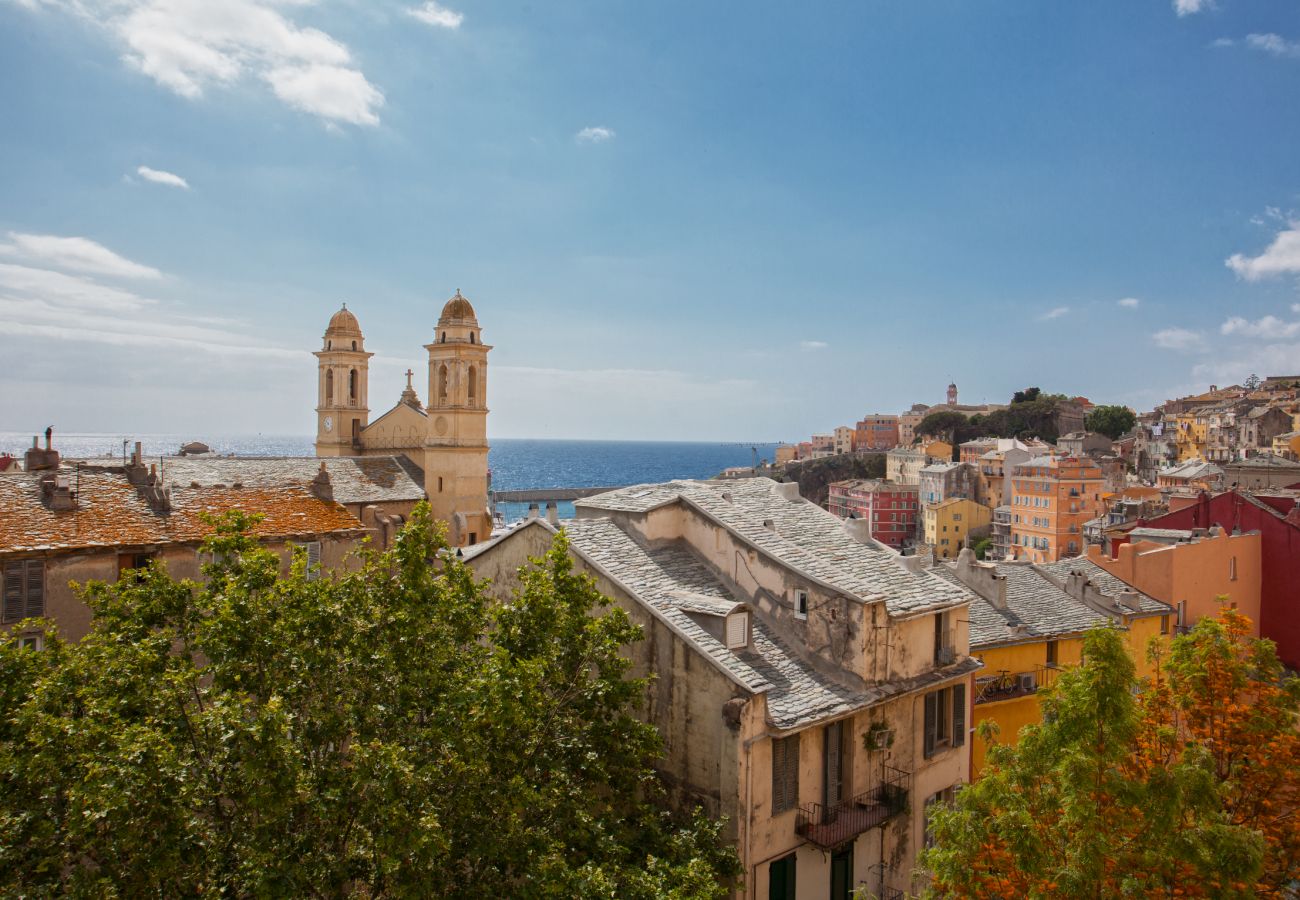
left=467, top=477, right=979, bottom=899
left=314, top=292, right=492, bottom=546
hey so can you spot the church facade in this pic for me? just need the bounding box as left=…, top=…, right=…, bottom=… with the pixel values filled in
left=314, top=292, right=492, bottom=546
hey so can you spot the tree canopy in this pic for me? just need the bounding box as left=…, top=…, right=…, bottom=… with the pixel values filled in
left=1085, top=405, right=1137, bottom=440
left=916, top=387, right=1071, bottom=446
left=0, top=507, right=741, bottom=898
left=922, top=610, right=1300, bottom=899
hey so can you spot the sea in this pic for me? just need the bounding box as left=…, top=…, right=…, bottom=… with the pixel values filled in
left=0, top=433, right=782, bottom=524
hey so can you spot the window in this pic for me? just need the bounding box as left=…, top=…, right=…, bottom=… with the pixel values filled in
left=726, top=611, right=749, bottom=649
left=923, top=684, right=966, bottom=758
left=468, top=365, right=478, bottom=404
left=1046, top=640, right=1058, bottom=667
left=116, top=552, right=154, bottom=581
left=17, top=634, right=43, bottom=651
left=325, top=368, right=334, bottom=402
left=771, top=734, right=800, bottom=814
left=438, top=364, right=449, bottom=402
left=2, top=560, right=44, bottom=623
left=924, top=786, right=958, bottom=848
left=1229, top=556, right=1238, bottom=581
left=438, top=476, right=444, bottom=493
left=933, top=611, right=953, bottom=665
left=295, top=541, right=322, bottom=581
left=768, top=853, right=796, bottom=900
left=794, top=589, right=808, bottom=621
left=468, top=532, right=477, bottom=544
left=1160, top=615, right=1170, bottom=635
left=349, top=368, right=357, bottom=401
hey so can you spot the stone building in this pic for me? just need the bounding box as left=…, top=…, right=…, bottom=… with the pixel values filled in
left=917, top=462, right=975, bottom=507
left=314, top=292, right=492, bottom=546
left=467, top=478, right=979, bottom=899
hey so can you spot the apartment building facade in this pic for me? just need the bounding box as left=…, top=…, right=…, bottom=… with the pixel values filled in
left=854, top=415, right=900, bottom=451
left=1007, top=456, right=1105, bottom=563
left=918, top=462, right=975, bottom=507
left=827, top=479, right=920, bottom=549
left=468, top=478, right=979, bottom=899
left=922, top=498, right=992, bottom=560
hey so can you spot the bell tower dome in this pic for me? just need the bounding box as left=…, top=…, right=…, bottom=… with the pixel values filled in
left=314, top=304, right=374, bottom=457
left=424, top=290, right=491, bottom=546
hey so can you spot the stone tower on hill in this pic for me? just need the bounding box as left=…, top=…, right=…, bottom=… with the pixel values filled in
left=313, top=292, right=492, bottom=546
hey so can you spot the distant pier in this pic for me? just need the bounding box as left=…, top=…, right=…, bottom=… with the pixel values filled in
left=491, top=486, right=630, bottom=503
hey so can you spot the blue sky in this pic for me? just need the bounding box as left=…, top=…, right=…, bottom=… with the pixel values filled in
left=1, top=0, right=1298, bottom=442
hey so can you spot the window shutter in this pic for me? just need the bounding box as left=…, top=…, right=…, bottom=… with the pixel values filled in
left=771, top=734, right=800, bottom=814
left=24, top=562, right=44, bottom=618
left=3, top=563, right=23, bottom=623
left=726, top=612, right=748, bottom=649
left=923, top=691, right=937, bottom=758
left=952, top=683, right=966, bottom=748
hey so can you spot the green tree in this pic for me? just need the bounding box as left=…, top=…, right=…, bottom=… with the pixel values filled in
left=970, top=537, right=993, bottom=560
left=916, top=411, right=973, bottom=447
left=1085, top=405, right=1137, bottom=440
left=0, top=507, right=740, bottom=898
left=922, top=623, right=1277, bottom=899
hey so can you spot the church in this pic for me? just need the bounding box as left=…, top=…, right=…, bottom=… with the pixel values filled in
left=313, top=291, right=492, bottom=546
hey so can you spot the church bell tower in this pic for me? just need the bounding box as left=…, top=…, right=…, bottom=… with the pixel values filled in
left=314, top=304, right=374, bottom=457
left=424, top=291, right=491, bottom=545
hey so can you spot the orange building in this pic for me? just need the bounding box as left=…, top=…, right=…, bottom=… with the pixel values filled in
left=1008, top=456, right=1105, bottom=562
left=1085, top=530, right=1262, bottom=636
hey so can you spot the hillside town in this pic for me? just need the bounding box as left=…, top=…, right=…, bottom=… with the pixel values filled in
left=4, top=306, right=1299, bottom=896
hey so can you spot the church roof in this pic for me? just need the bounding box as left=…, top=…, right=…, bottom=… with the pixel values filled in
left=326, top=304, right=361, bottom=335
left=438, top=290, right=477, bottom=324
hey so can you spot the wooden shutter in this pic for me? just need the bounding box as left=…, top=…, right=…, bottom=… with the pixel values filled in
left=952, top=683, right=966, bottom=748
left=769, top=854, right=796, bottom=900
left=24, top=562, right=44, bottom=618
left=824, top=721, right=843, bottom=806
left=726, top=612, right=748, bottom=649
left=923, top=691, right=937, bottom=758
left=771, top=734, right=800, bottom=814
left=2, top=563, right=23, bottom=623
left=307, top=541, right=321, bottom=580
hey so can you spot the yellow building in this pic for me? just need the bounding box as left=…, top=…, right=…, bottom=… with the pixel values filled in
left=923, top=439, right=954, bottom=462
left=1171, top=411, right=1208, bottom=462
left=923, top=498, right=993, bottom=559
left=929, top=551, right=1172, bottom=777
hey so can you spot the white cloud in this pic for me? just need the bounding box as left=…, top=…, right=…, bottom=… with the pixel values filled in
left=1153, top=327, right=1205, bottom=351
left=1292, top=303, right=1300, bottom=314
left=0, top=264, right=154, bottom=312
left=1226, top=221, right=1300, bottom=281
left=576, top=126, right=615, bottom=143
left=1193, top=343, right=1300, bottom=386
left=1246, top=33, right=1300, bottom=58
left=408, top=1, right=462, bottom=28
left=136, top=165, right=189, bottom=189
left=1220, top=314, right=1300, bottom=339
left=0, top=232, right=162, bottom=280
left=1117, top=297, right=1141, bottom=309
left=265, top=63, right=383, bottom=127
left=1039, top=306, right=1070, bottom=321
left=1173, top=0, right=1212, bottom=16
left=19, top=0, right=383, bottom=127
left=1210, top=37, right=1235, bottom=48
left=799, top=340, right=828, bottom=351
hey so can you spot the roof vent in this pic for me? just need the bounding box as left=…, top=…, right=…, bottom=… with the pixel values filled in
left=721, top=491, right=733, bottom=503
left=762, top=518, right=776, bottom=532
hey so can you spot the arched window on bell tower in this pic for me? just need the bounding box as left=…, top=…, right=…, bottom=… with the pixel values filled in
left=438, top=364, right=449, bottom=403
left=326, top=369, right=334, bottom=403
left=468, top=365, right=478, bottom=406
left=349, top=368, right=358, bottom=402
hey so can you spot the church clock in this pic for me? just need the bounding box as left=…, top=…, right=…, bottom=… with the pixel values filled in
left=324, top=416, right=333, bottom=433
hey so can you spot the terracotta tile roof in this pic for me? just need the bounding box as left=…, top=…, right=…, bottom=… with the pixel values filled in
left=0, top=471, right=362, bottom=555
left=69, top=456, right=426, bottom=505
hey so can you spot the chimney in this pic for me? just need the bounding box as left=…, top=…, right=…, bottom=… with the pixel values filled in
left=545, top=501, right=559, bottom=526
left=526, top=503, right=540, bottom=521
left=24, top=433, right=60, bottom=472
left=310, top=463, right=334, bottom=502
left=41, top=472, right=77, bottom=510
left=953, top=547, right=1008, bottom=609
left=844, top=517, right=872, bottom=544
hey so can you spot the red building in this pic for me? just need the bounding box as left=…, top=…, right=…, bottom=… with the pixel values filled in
left=827, top=479, right=919, bottom=548
left=854, top=414, right=900, bottom=451
left=1139, top=491, right=1300, bottom=668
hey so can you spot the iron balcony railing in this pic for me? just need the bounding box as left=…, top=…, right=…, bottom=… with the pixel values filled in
left=974, top=665, right=1060, bottom=705
left=796, top=766, right=910, bottom=849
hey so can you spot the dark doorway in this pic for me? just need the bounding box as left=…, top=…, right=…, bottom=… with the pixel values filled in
left=830, top=846, right=853, bottom=900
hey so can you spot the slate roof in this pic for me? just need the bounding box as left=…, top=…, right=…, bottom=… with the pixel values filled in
left=1037, top=558, right=1172, bottom=616
left=577, top=478, right=971, bottom=618
left=74, top=456, right=427, bottom=505
left=0, top=470, right=363, bottom=555
left=562, top=516, right=978, bottom=730
left=928, top=562, right=1106, bottom=648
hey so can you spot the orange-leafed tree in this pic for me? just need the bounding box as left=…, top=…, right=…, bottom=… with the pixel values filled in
left=1141, top=606, right=1300, bottom=897
left=920, top=618, right=1280, bottom=899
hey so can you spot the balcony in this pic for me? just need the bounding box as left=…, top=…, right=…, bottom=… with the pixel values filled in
left=796, top=766, right=910, bottom=849
left=975, top=665, right=1060, bottom=705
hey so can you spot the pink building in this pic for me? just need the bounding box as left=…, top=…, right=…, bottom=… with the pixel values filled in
left=827, top=479, right=920, bottom=548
